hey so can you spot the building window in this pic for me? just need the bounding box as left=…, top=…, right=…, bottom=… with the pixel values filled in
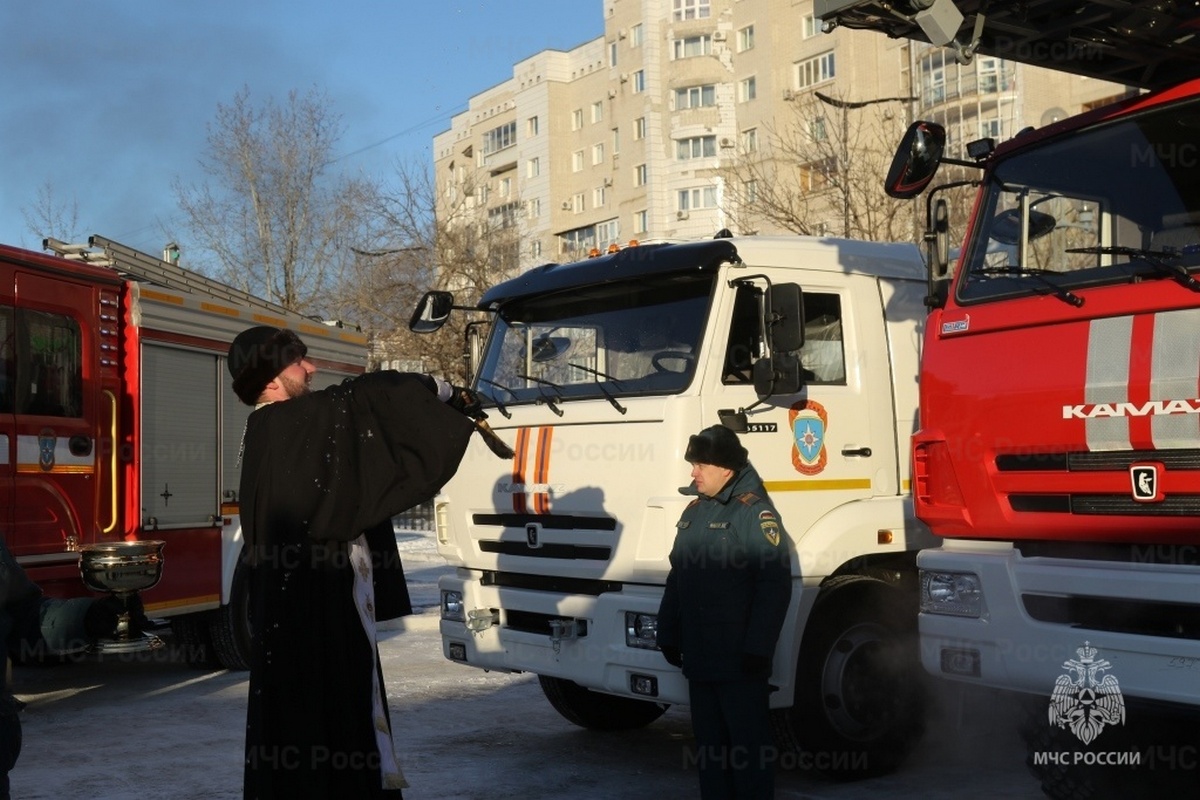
left=527, top=198, right=541, bottom=218
left=634, top=209, right=648, bottom=234
left=499, top=176, right=512, bottom=197
left=741, top=128, right=758, bottom=153
left=674, top=84, right=716, bottom=110
left=481, top=121, right=516, bottom=155
left=612, top=127, right=620, bottom=154
left=634, top=163, right=647, bottom=187
left=796, top=52, right=836, bottom=89
left=597, top=218, right=620, bottom=248
left=673, top=35, right=712, bottom=59
left=810, top=117, right=828, bottom=142
left=488, top=201, right=521, bottom=230
left=802, top=13, right=818, bottom=38
left=634, top=117, right=647, bottom=140
left=630, top=23, right=644, bottom=46
left=677, top=135, right=718, bottom=160
left=744, top=179, right=758, bottom=204
left=739, top=76, right=757, bottom=102
left=573, top=150, right=585, bottom=172
left=737, top=25, right=755, bottom=52
left=527, top=116, right=539, bottom=137
left=593, top=186, right=607, bottom=207
left=678, top=185, right=718, bottom=211
left=572, top=108, right=584, bottom=130
left=592, top=101, right=604, bottom=123
left=673, top=0, right=711, bottom=21
left=573, top=192, right=586, bottom=213
left=592, top=143, right=605, bottom=165
left=527, top=157, right=540, bottom=178
left=531, top=239, right=543, bottom=259
left=610, top=42, right=618, bottom=67
left=632, top=70, right=646, bottom=93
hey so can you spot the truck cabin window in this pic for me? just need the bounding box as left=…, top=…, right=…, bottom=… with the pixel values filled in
left=722, top=287, right=845, bottom=386
left=17, top=310, right=83, bottom=418
left=958, top=98, right=1200, bottom=304
left=477, top=273, right=713, bottom=405
left=0, top=306, right=12, bottom=413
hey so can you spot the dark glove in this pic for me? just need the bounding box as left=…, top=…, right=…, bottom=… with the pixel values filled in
left=740, top=652, right=770, bottom=675
left=660, top=645, right=683, bottom=668
left=447, top=386, right=485, bottom=420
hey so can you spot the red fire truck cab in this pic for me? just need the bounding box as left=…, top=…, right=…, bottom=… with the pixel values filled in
left=2, top=235, right=366, bottom=667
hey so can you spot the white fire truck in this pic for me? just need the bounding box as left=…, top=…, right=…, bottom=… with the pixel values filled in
left=3, top=235, right=366, bottom=667
left=411, top=234, right=937, bottom=776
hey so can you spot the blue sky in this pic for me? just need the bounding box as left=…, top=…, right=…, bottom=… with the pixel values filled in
left=0, top=1, right=601, bottom=254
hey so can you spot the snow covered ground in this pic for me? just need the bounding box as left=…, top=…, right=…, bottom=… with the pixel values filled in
left=8, top=529, right=1045, bottom=799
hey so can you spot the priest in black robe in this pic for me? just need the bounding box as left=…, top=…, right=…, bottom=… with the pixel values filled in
left=228, top=326, right=476, bottom=800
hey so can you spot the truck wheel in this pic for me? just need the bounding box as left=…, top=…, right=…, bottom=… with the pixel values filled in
left=772, top=574, right=924, bottom=779
left=538, top=675, right=669, bottom=731
left=207, top=553, right=252, bottom=671
left=171, top=613, right=222, bottom=669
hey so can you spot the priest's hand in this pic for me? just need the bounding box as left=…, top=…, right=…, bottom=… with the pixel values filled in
left=448, top=386, right=485, bottom=420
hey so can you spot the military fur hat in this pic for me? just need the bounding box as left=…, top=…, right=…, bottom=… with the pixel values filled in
left=227, top=326, right=307, bottom=405
left=685, top=424, right=749, bottom=471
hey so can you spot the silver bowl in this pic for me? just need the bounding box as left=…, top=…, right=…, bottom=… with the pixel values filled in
left=79, top=540, right=166, bottom=652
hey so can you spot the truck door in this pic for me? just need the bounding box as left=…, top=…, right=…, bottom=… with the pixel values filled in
left=11, top=272, right=98, bottom=557
left=1, top=301, right=14, bottom=546
left=705, top=276, right=896, bottom=523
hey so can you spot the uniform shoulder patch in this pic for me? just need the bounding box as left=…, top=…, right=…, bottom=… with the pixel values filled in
left=758, top=508, right=781, bottom=547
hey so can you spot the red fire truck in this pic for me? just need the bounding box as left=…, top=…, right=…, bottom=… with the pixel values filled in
left=816, top=1, right=1200, bottom=795
left=2, top=235, right=366, bottom=666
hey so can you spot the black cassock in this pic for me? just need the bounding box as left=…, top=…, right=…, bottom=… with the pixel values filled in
left=238, top=371, right=473, bottom=799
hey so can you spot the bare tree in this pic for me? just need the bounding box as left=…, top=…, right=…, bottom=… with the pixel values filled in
left=720, top=93, right=918, bottom=242
left=174, top=86, right=377, bottom=317
left=343, top=159, right=523, bottom=381
left=22, top=180, right=81, bottom=246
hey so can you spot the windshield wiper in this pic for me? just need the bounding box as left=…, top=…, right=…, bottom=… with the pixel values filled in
left=518, top=374, right=564, bottom=417
left=568, top=362, right=627, bottom=415
left=477, top=378, right=514, bottom=418
left=974, top=265, right=1084, bottom=307
left=1065, top=245, right=1200, bottom=292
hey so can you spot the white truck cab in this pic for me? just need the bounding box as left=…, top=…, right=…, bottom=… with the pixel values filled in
left=413, top=234, right=935, bottom=777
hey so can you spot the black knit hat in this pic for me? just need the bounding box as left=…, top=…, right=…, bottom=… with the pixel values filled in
left=685, top=425, right=748, bottom=471
left=227, top=326, right=307, bottom=405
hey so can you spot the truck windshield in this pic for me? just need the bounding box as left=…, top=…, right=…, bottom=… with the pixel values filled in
left=475, top=272, right=715, bottom=407
left=958, top=97, right=1200, bottom=303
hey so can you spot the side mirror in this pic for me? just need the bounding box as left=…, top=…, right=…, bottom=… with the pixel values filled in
left=767, top=283, right=805, bottom=353
left=933, top=198, right=951, bottom=280
left=409, top=290, right=454, bottom=333
left=752, top=352, right=802, bottom=398
left=886, top=121, right=946, bottom=199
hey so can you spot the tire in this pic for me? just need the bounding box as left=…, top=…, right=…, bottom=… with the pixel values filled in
left=170, top=612, right=223, bottom=669
left=207, top=552, right=253, bottom=671
left=772, top=574, right=924, bottom=780
left=538, top=675, right=669, bottom=731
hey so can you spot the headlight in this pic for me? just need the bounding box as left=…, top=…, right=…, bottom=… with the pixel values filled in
left=441, top=590, right=465, bottom=622
left=625, top=611, right=659, bottom=649
left=920, top=570, right=983, bottom=617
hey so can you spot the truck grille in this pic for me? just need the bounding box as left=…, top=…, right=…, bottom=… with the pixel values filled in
left=1022, top=593, right=1200, bottom=640
left=1009, top=494, right=1200, bottom=516
left=1000, top=448, right=1200, bottom=517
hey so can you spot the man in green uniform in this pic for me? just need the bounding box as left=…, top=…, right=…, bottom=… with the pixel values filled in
left=657, top=424, right=792, bottom=799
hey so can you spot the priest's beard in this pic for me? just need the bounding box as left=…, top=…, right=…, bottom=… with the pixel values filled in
left=279, top=371, right=312, bottom=399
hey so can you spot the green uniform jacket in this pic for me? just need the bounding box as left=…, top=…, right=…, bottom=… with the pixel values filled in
left=656, top=464, right=792, bottom=682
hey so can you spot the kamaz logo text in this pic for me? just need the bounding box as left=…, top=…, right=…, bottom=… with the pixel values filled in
left=1063, top=398, right=1200, bottom=419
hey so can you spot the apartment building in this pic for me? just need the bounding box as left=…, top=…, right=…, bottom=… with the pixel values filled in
left=433, top=0, right=1130, bottom=272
